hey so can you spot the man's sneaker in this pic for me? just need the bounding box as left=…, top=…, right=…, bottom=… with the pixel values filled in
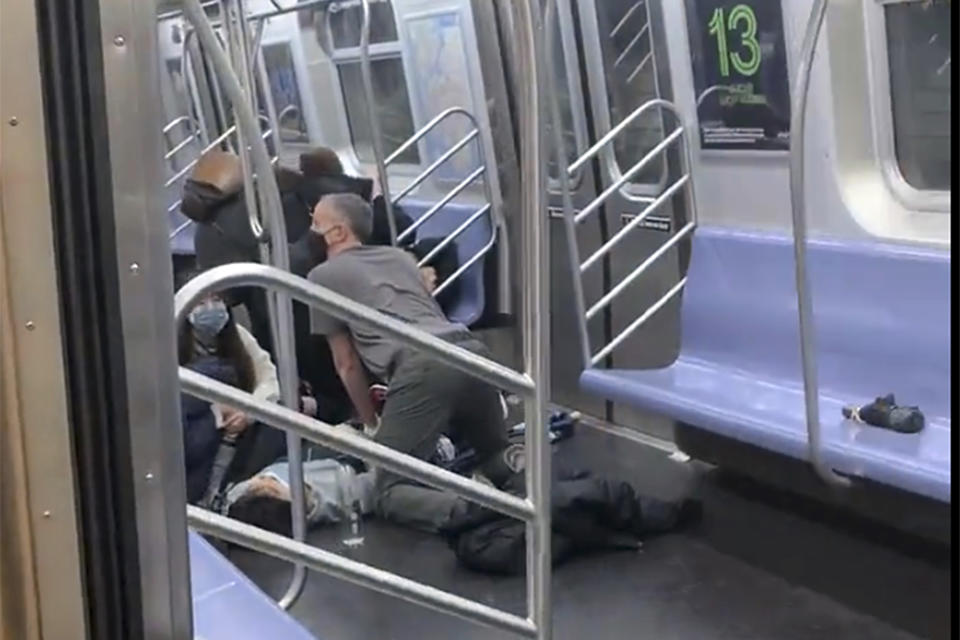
left=435, top=435, right=456, bottom=464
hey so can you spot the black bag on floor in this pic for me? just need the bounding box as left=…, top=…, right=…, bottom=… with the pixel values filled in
left=440, top=468, right=701, bottom=575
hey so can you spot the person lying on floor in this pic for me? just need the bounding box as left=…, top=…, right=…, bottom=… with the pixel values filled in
left=222, top=454, right=376, bottom=534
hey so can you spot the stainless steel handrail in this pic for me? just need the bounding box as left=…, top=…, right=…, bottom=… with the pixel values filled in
left=396, top=166, right=486, bottom=244
left=177, top=264, right=534, bottom=395
left=164, top=132, right=199, bottom=161
left=163, top=115, right=195, bottom=135
left=182, top=0, right=308, bottom=610
left=187, top=507, right=538, bottom=637
left=574, top=125, right=684, bottom=224
left=580, top=174, right=688, bottom=272
left=223, top=0, right=267, bottom=243
left=384, top=106, right=498, bottom=297
left=384, top=106, right=481, bottom=166
left=179, top=366, right=534, bottom=521
left=568, top=98, right=682, bottom=174
left=585, top=221, right=695, bottom=321
left=390, top=129, right=480, bottom=204
left=515, top=0, right=551, bottom=634
left=416, top=204, right=492, bottom=267
left=359, top=0, right=398, bottom=245
left=163, top=124, right=272, bottom=191
left=789, top=0, right=849, bottom=488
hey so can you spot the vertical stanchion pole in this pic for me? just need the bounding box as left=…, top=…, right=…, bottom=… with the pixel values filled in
left=359, top=0, right=398, bottom=245
left=543, top=0, right=591, bottom=370
left=514, top=0, right=551, bottom=637
left=788, top=0, right=848, bottom=488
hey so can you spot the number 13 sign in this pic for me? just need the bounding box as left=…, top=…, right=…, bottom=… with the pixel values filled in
left=685, top=0, right=791, bottom=151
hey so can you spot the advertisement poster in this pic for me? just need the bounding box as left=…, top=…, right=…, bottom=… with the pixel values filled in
left=685, top=0, right=791, bottom=151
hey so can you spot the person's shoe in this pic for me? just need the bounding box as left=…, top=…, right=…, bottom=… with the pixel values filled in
left=435, top=435, right=457, bottom=464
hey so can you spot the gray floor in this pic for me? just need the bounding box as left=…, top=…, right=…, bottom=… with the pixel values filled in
left=227, top=426, right=950, bottom=640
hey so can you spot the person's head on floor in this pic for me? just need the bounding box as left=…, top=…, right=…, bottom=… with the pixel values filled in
left=311, top=192, right=373, bottom=258
left=177, top=278, right=256, bottom=391
left=227, top=494, right=293, bottom=537
left=300, top=146, right=344, bottom=178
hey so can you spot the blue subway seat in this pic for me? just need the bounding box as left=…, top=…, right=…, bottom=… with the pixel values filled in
left=400, top=199, right=493, bottom=326
left=581, top=226, right=950, bottom=502
left=190, top=531, right=317, bottom=640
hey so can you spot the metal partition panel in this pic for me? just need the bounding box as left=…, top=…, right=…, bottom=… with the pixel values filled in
left=386, top=106, right=499, bottom=298
left=553, top=95, right=697, bottom=368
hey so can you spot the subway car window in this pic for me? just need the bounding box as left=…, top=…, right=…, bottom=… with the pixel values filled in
left=262, top=42, right=309, bottom=143
left=593, top=0, right=664, bottom=185
left=885, top=0, right=951, bottom=192
left=329, top=0, right=398, bottom=48
left=326, top=0, right=419, bottom=164
left=337, top=59, right=418, bottom=163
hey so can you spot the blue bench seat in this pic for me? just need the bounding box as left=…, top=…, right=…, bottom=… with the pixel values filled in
left=581, top=226, right=950, bottom=502
left=402, top=199, right=494, bottom=326
left=190, top=531, right=316, bottom=639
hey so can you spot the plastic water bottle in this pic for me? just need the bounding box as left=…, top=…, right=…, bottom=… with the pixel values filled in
left=341, top=499, right=365, bottom=549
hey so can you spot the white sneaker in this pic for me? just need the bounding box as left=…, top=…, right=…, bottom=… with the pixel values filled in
left=435, top=435, right=456, bottom=463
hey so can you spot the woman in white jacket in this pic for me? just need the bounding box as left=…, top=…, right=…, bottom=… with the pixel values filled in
left=179, top=291, right=286, bottom=496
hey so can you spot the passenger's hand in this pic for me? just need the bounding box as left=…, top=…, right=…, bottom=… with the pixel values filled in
left=219, top=406, right=251, bottom=436
left=420, top=266, right=438, bottom=293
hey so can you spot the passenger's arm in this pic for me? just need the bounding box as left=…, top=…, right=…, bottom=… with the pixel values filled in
left=327, top=331, right=378, bottom=428
left=236, top=324, right=281, bottom=404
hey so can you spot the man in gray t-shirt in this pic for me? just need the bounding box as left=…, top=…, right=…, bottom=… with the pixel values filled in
left=306, top=194, right=518, bottom=531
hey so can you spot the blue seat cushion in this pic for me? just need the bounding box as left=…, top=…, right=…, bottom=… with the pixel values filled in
left=190, top=531, right=317, bottom=639
left=401, top=199, right=493, bottom=326
left=581, top=226, right=950, bottom=502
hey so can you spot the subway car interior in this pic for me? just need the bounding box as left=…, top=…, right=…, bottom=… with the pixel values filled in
left=0, top=0, right=953, bottom=639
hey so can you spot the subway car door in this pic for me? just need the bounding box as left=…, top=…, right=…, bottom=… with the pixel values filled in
left=575, top=0, right=686, bottom=439
left=545, top=0, right=608, bottom=419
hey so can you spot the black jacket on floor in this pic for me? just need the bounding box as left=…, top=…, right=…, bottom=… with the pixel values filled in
left=439, top=468, right=699, bottom=575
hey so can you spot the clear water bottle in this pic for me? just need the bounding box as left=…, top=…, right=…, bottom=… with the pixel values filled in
left=341, top=499, right=365, bottom=549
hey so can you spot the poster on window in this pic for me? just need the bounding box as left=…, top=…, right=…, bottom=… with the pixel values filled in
left=684, top=0, right=791, bottom=151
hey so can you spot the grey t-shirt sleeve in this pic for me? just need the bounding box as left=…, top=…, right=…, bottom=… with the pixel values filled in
left=307, top=262, right=349, bottom=336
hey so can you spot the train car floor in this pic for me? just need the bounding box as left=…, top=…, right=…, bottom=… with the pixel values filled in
left=226, top=425, right=950, bottom=640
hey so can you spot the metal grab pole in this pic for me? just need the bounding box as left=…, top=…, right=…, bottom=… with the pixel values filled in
left=513, top=0, right=552, bottom=637
left=359, top=0, right=398, bottom=245
left=789, top=0, right=848, bottom=488
left=181, top=0, right=310, bottom=608
left=222, top=0, right=266, bottom=242
left=544, top=0, right=590, bottom=369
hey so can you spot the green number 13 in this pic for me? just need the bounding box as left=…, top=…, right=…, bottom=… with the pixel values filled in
left=707, top=4, right=761, bottom=77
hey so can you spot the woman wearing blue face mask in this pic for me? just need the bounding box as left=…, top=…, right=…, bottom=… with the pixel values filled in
left=178, top=292, right=284, bottom=503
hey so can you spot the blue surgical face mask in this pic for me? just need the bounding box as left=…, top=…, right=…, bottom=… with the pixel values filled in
left=188, top=299, right=230, bottom=344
